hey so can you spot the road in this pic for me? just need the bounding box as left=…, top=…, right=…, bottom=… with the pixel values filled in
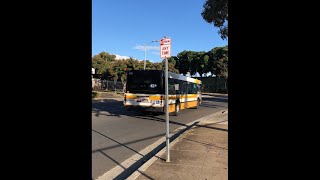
left=92, top=94, right=228, bottom=179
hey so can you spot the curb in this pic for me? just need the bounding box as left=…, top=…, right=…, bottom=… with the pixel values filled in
left=199, top=110, right=228, bottom=124
left=126, top=109, right=228, bottom=180
left=202, top=93, right=228, bottom=97
left=92, top=95, right=123, bottom=100
left=92, top=97, right=122, bottom=101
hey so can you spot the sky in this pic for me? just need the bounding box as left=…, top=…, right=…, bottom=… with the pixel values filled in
left=92, top=0, right=228, bottom=63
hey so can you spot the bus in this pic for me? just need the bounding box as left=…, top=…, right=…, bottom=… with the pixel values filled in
left=124, top=70, right=202, bottom=115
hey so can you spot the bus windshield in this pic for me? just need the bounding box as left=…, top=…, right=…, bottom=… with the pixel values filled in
left=126, top=70, right=164, bottom=94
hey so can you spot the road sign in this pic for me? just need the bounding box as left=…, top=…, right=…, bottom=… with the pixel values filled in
left=160, top=36, right=171, bottom=162
left=160, top=38, right=171, bottom=58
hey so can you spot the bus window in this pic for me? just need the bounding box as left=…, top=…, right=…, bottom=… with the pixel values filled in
left=180, top=81, right=187, bottom=94
left=168, top=78, right=175, bottom=94
left=193, top=83, right=198, bottom=94
left=127, top=70, right=163, bottom=94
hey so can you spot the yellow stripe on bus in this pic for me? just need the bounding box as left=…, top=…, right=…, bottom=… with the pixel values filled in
left=126, top=94, right=198, bottom=100
left=194, top=79, right=201, bottom=84
left=169, top=104, right=176, bottom=113
left=125, top=94, right=137, bottom=99
left=168, top=100, right=198, bottom=112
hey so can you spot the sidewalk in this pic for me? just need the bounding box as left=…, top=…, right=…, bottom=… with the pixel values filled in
left=134, top=113, right=228, bottom=180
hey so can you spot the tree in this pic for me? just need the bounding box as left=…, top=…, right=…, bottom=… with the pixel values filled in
left=202, top=54, right=210, bottom=76
left=121, top=74, right=126, bottom=92
left=153, top=62, right=163, bottom=70
left=126, top=58, right=135, bottom=71
left=156, top=60, right=179, bottom=73
left=110, top=60, right=127, bottom=81
left=190, top=51, right=208, bottom=77
left=201, top=0, right=228, bottom=40
left=168, top=62, right=179, bottom=73
left=92, top=56, right=109, bottom=75
left=92, top=52, right=117, bottom=80
left=176, top=51, right=193, bottom=75
left=96, top=51, right=116, bottom=62
left=168, top=56, right=178, bottom=67
left=145, top=60, right=153, bottom=70
left=207, top=45, right=228, bottom=79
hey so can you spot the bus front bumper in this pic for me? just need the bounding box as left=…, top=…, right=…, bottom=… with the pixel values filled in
left=124, top=105, right=164, bottom=113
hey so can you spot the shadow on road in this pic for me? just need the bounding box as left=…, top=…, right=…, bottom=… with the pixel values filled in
left=194, top=124, right=228, bottom=132
left=92, top=130, right=165, bottom=159
left=92, top=96, right=227, bottom=118
left=92, top=96, right=228, bottom=179
left=92, top=121, right=199, bottom=180
left=202, top=96, right=228, bottom=103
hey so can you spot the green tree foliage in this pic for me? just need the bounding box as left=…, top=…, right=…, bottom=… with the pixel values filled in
left=203, top=54, right=210, bottom=75
left=92, top=56, right=109, bottom=74
left=190, top=51, right=208, bottom=77
left=92, top=51, right=116, bottom=78
left=92, top=52, right=179, bottom=82
left=208, top=46, right=228, bottom=79
left=176, top=51, right=193, bottom=75
left=159, top=59, right=180, bottom=74
left=96, top=51, right=116, bottom=62
left=153, top=62, right=163, bottom=70
left=145, top=60, right=153, bottom=70
left=91, top=45, right=227, bottom=82
left=201, top=0, right=228, bottom=40
left=168, top=56, right=178, bottom=67
left=110, top=60, right=127, bottom=81
left=168, top=62, right=179, bottom=74
left=126, top=58, right=136, bottom=71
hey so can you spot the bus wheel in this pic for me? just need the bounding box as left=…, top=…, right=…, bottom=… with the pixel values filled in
left=174, top=103, right=180, bottom=116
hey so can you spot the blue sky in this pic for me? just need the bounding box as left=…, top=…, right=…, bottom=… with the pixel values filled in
left=92, top=0, right=228, bottom=63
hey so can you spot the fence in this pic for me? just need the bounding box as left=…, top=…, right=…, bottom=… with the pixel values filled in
left=197, top=77, right=228, bottom=93
left=92, top=79, right=125, bottom=92
left=92, top=77, right=227, bottom=93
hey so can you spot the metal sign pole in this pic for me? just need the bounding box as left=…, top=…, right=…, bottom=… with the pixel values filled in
left=160, top=36, right=171, bottom=162
left=165, top=56, right=170, bottom=162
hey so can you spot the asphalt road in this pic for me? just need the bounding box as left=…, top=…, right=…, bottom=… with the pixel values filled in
left=92, top=95, right=228, bottom=179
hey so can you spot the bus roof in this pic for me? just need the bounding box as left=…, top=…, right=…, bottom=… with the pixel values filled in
left=127, top=70, right=202, bottom=85
left=168, top=72, right=202, bottom=84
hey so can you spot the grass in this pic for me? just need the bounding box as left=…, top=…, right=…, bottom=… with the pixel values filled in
left=92, top=91, right=124, bottom=98
left=92, top=91, right=99, bottom=98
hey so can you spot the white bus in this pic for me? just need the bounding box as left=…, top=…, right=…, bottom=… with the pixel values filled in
left=124, top=70, right=202, bottom=115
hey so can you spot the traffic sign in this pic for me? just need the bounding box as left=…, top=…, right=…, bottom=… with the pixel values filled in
left=160, top=38, right=171, bottom=58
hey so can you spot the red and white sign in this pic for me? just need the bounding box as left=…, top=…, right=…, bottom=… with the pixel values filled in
left=160, top=38, right=171, bottom=58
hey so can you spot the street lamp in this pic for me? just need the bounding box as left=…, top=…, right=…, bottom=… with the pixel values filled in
left=144, top=40, right=159, bottom=70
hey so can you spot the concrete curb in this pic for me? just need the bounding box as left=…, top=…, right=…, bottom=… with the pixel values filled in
left=126, top=109, right=228, bottom=180
left=92, top=95, right=123, bottom=100
left=199, top=110, right=228, bottom=125
left=92, top=97, right=123, bottom=101
left=92, top=91, right=124, bottom=99
left=202, top=93, right=228, bottom=97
